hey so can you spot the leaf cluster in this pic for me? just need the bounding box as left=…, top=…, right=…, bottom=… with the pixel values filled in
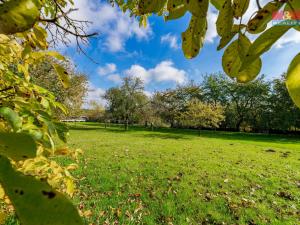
left=111, top=0, right=300, bottom=108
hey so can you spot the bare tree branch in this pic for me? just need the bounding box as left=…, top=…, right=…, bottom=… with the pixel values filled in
left=39, top=0, right=99, bottom=62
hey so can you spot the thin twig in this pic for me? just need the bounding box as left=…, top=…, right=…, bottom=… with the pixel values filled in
left=256, top=0, right=262, bottom=10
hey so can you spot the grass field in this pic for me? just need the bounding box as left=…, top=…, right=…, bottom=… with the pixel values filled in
left=63, top=122, right=300, bottom=225
left=6, top=122, right=300, bottom=224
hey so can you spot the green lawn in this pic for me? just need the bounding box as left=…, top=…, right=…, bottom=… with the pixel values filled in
left=6, top=122, right=300, bottom=224
left=62, top=122, right=300, bottom=225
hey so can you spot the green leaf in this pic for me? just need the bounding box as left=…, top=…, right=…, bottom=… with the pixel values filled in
left=210, top=0, right=225, bottom=10
left=138, top=0, right=167, bottom=15
left=0, top=155, right=83, bottom=225
left=165, top=0, right=187, bottom=21
left=187, top=0, right=209, bottom=17
left=46, top=51, right=66, bottom=61
left=286, top=53, right=300, bottom=109
left=285, top=0, right=300, bottom=31
left=222, top=40, right=242, bottom=77
left=222, top=34, right=261, bottom=82
left=0, top=0, right=40, bottom=34
left=21, top=43, right=32, bottom=58
left=182, top=15, right=207, bottom=59
left=232, top=0, right=249, bottom=18
left=216, top=0, right=233, bottom=38
left=32, top=25, right=48, bottom=49
left=167, top=0, right=185, bottom=11
left=217, top=24, right=245, bottom=50
left=0, top=132, right=36, bottom=161
left=247, top=2, right=283, bottom=34
left=236, top=59, right=262, bottom=83
left=54, top=122, right=69, bottom=143
left=52, top=64, right=70, bottom=88
left=241, top=25, right=291, bottom=70
left=0, top=107, right=22, bottom=131
left=290, top=0, right=300, bottom=9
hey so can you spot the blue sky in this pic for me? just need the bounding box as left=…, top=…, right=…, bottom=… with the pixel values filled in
left=56, top=0, right=300, bottom=106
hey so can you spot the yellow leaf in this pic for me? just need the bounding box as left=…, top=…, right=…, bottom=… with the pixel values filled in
left=216, top=0, right=233, bottom=37
left=138, top=0, right=167, bottom=15
left=182, top=16, right=207, bottom=59
left=0, top=185, right=5, bottom=199
left=232, top=0, right=249, bottom=18
left=217, top=24, right=245, bottom=50
left=241, top=25, right=291, bottom=70
left=247, top=1, right=283, bottom=34
left=286, top=53, right=300, bottom=109
left=46, top=51, right=66, bottom=61
left=83, top=210, right=92, bottom=218
left=187, top=0, right=209, bottom=17
left=222, top=34, right=262, bottom=82
left=0, top=0, right=40, bottom=34
left=65, top=177, right=75, bottom=197
left=67, top=163, right=78, bottom=171
left=165, top=0, right=187, bottom=21
left=0, top=155, right=83, bottom=225
left=52, top=63, right=70, bottom=88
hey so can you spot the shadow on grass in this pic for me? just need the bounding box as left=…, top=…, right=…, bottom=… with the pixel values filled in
left=140, top=133, right=190, bottom=140
left=67, top=122, right=300, bottom=144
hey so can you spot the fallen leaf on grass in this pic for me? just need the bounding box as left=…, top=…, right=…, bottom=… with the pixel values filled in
left=265, top=149, right=276, bottom=153
left=83, top=209, right=93, bottom=218
left=280, top=151, right=291, bottom=158
left=276, top=191, right=294, bottom=200
left=128, top=193, right=141, bottom=198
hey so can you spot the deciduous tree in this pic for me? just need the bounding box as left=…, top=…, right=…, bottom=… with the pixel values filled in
left=104, top=77, right=148, bottom=130
left=30, top=58, right=88, bottom=119
left=179, top=99, right=225, bottom=135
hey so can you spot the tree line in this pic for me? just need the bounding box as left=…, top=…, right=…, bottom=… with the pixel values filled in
left=100, top=74, right=300, bottom=133
left=30, top=59, right=300, bottom=133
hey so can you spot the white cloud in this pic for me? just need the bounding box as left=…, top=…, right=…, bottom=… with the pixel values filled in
left=206, top=7, right=218, bottom=43
left=107, top=74, right=122, bottom=84
left=125, top=64, right=150, bottom=83
left=144, top=90, right=153, bottom=97
left=83, top=82, right=106, bottom=108
left=274, top=29, right=300, bottom=48
left=97, top=63, right=122, bottom=84
left=125, top=60, right=187, bottom=85
left=58, top=0, right=152, bottom=52
left=97, top=63, right=117, bottom=76
left=151, top=61, right=187, bottom=84
left=161, top=33, right=180, bottom=49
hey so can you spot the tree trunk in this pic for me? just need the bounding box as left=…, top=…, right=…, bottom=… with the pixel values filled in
left=124, top=119, right=129, bottom=131
left=198, top=127, right=201, bottom=136
left=150, top=122, right=154, bottom=131
left=236, top=119, right=243, bottom=131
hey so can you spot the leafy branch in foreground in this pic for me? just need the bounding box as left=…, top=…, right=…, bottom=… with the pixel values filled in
left=0, top=0, right=95, bottom=224
left=111, top=0, right=300, bottom=108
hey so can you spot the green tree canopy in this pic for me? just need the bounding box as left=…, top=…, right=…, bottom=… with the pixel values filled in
left=104, top=77, right=148, bottom=130
left=179, top=98, right=225, bottom=132
left=30, top=57, right=88, bottom=118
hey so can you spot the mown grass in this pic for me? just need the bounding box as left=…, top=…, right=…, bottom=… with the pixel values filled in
left=5, top=122, right=300, bottom=224
left=64, top=122, right=300, bottom=225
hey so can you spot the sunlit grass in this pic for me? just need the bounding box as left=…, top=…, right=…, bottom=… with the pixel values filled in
left=59, top=122, right=300, bottom=225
